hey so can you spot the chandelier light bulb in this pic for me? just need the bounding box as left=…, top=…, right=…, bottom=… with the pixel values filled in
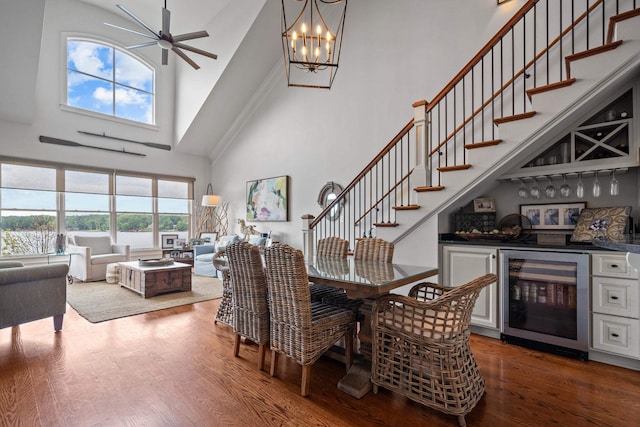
left=301, top=23, right=307, bottom=34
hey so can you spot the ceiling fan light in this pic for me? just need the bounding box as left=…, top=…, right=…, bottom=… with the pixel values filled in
left=157, top=39, right=172, bottom=49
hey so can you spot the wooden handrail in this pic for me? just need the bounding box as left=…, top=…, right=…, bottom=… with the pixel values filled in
left=426, top=0, right=538, bottom=113
left=310, top=119, right=415, bottom=229
left=429, top=0, right=603, bottom=156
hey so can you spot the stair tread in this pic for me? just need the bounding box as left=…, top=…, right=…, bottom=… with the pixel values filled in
left=415, top=185, right=445, bottom=192
left=393, top=205, right=420, bottom=210
left=526, top=78, right=577, bottom=100
left=494, top=111, right=537, bottom=126
left=437, top=164, right=472, bottom=172
left=608, top=9, right=640, bottom=43
left=565, top=40, right=623, bottom=78
left=373, top=222, right=399, bottom=227
left=465, top=139, right=503, bottom=149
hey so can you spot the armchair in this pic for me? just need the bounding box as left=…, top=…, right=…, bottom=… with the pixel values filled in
left=67, top=235, right=130, bottom=282
left=0, top=261, right=69, bottom=331
left=371, top=274, right=497, bottom=427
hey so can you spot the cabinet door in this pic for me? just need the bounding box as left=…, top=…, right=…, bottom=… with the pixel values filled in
left=441, top=245, right=498, bottom=329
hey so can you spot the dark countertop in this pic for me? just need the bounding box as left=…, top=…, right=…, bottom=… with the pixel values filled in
left=439, top=233, right=610, bottom=252
left=592, top=236, right=640, bottom=253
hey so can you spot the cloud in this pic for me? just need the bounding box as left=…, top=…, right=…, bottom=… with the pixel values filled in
left=68, top=41, right=112, bottom=79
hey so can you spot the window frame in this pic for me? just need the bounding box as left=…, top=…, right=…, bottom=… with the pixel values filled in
left=0, top=157, right=194, bottom=256
left=62, top=33, right=158, bottom=129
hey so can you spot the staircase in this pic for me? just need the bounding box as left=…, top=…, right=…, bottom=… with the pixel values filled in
left=303, top=1, right=640, bottom=262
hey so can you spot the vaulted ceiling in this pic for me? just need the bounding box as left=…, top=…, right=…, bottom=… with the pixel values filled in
left=0, top=0, right=280, bottom=159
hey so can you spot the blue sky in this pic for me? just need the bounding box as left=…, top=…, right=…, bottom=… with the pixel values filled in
left=67, top=39, right=154, bottom=124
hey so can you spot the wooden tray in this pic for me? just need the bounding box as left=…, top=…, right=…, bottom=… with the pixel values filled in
left=458, top=233, right=519, bottom=242
left=138, top=258, right=174, bottom=267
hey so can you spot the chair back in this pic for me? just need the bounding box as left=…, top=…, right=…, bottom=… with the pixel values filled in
left=353, top=238, right=394, bottom=263
left=316, top=236, right=349, bottom=258
left=72, top=235, right=113, bottom=255
left=264, top=243, right=313, bottom=330
left=225, top=241, right=269, bottom=344
left=375, top=274, right=497, bottom=339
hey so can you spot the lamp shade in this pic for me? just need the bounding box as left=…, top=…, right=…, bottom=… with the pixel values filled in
left=201, top=194, right=221, bottom=206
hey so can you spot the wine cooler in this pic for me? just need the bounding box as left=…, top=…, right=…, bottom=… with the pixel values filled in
left=500, top=250, right=590, bottom=360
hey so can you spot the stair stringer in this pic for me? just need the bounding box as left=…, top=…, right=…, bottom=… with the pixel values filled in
left=377, top=15, right=640, bottom=265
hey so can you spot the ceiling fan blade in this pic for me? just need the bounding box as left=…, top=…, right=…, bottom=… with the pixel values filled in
left=116, top=4, right=159, bottom=38
left=162, top=48, right=169, bottom=66
left=172, top=31, right=209, bottom=42
left=126, top=41, right=159, bottom=49
left=172, top=47, right=200, bottom=70
left=104, top=23, right=159, bottom=40
left=174, top=43, right=218, bottom=60
left=162, top=7, right=170, bottom=37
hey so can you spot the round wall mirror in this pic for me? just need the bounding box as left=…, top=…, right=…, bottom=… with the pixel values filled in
left=317, top=181, right=345, bottom=221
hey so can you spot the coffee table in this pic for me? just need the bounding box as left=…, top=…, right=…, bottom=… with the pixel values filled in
left=118, top=261, right=192, bottom=298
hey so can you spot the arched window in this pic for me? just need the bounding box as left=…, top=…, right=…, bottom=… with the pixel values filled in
left=66, top=37, right=155, bottom=125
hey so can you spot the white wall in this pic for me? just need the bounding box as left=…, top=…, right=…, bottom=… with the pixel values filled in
left=0, top=0, right=209, bottom=192
left=209, top=0, right=528, bottom=253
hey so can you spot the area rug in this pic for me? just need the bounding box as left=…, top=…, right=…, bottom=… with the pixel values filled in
left=66, top=275, right=222, bottom=323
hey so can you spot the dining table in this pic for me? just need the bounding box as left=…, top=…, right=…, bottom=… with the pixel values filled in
left=306, top=257, right=439, bottom=399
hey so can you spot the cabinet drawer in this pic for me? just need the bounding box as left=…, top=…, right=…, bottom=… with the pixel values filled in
left=592, top=253, right=638, bottom=279
left=592, top=276, right=640, bottom=318
left=592, top=313, right=640, bottom=358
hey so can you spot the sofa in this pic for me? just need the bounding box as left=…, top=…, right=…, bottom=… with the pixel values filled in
left=0, top=261, right=70, bottom=331
left=67, top=235, right=130, bottom=282
left=194, top=235, right=266, bottom=277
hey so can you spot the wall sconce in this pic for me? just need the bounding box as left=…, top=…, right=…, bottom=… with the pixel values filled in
left=497, top=0, right=513, bottom=4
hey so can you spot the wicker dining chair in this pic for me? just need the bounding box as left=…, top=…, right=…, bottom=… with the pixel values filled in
left=225, top=241, right=270, bottom=370
left=212, top=249, right=232, bottom=327
left=264, top=243, right=356, bottom=397
left=316, top=236, right=349, bottom=258
left=371, top=273, right=497, bottom=427
left=310, top=236, right=349, bottom=302
left=353, top=238, right=394, bottom=263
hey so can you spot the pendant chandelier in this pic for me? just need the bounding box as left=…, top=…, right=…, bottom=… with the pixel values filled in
left=281, top=0, right=347, bottom=89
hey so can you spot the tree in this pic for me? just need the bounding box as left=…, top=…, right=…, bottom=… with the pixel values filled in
left=1, top=215, right=57, bottom=255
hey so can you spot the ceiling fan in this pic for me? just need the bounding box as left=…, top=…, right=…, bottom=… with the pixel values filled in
left=105, top=1, right=218, bottom=70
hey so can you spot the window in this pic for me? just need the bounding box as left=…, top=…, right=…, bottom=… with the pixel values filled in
left=65, top=170, right=111, bottom=241
left=0, top=159, right=194, bottom=256
left=66, top=38, right=155, bottom=125
left=1, top=164, right=58, bottom=255
left=158, top=179, right=190, bottom=243
left=116, top=175, right=153, bottom=250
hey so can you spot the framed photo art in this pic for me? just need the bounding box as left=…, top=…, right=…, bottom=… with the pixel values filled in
left=246, top=175, right=289, bottom=221
left=473, top=198, right=496, bottom=212
left=199, top=232, right=217, bottom=244
left=161, top=234, right=179, bottom=249
left=520, top=202, right=586, bottom=230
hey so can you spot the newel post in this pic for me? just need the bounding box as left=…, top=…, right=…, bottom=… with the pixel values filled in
left=301, top=214, right=315, bottom=262
left=412, top=100, right=430, bottom=195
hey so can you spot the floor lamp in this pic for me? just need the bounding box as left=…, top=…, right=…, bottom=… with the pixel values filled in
left=196, top=185, right=229, bottom=238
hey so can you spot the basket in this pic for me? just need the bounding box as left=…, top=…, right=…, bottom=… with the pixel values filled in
left=457, top=214, right=532, bottom=242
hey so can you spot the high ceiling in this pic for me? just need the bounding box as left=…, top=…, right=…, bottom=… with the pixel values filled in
left=79, top=0, right=231, bottom=35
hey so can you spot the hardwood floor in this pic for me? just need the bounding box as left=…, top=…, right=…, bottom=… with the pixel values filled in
left=1, top=299, right=639, bottom=426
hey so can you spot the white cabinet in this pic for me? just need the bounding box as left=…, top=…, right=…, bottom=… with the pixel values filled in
left=591, top=252, right=640, bottom=359
left=441, top=245, right=498, bottom=329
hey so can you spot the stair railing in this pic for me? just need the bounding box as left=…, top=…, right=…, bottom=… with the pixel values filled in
left=303, top=0, right=638, bottom=258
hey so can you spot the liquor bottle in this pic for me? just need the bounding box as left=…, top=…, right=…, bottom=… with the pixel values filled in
left=538, top=285, right=547, bottom=304
left=530, top=283, right=538, bottom=303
